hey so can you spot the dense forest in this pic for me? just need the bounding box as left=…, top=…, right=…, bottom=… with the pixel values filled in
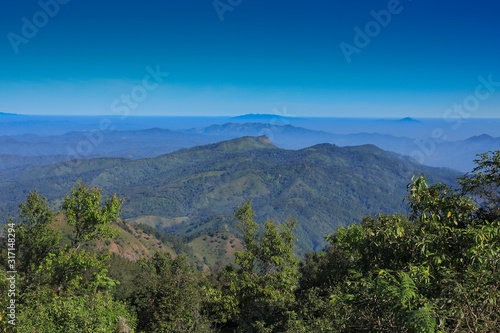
left=0, top=136, right=460, bottom=255
left=1, top=150, right=499, bottom=332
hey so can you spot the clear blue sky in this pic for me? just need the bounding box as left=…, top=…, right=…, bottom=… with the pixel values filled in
left=1, top=0, right=499, bottom=117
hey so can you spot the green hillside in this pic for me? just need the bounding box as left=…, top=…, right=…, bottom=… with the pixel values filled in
left=42, top=214, right=209, bottom=266
left=0, top=136, right=460, bottom=253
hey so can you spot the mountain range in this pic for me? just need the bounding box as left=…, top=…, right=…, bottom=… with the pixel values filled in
left=184, top=122, right=500, bottom=172
left=0, top=136, right=460, bottom=253
left=0, top=122, right=498, bottom=173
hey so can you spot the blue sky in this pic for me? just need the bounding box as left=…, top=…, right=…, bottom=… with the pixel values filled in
left=1, top=0, right=499, bottom=117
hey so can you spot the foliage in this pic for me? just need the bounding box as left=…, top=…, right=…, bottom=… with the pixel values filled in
left=15, top=191, right=60, bottom=281
left=127, top=252, right=211, bottom=332
left=0, top=269, right=12, bottom=332
left=0, top=183, right=136, bottom=332
left=16, top=291, right=136, bottom=333
left=62, top=180, right=123, bottom=248
left=208, top=200, right=299, bottom=332
left=297, top=171, right=500, bottom=332
left=30, top=248, right=117, bottom=295
left=460, top=150, right=500, bottom=222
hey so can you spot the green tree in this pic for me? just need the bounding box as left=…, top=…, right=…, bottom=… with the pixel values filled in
left=460, top=150, right=500, bottom=222
left=15, top=191, right=60, bottom=282
left=16, top=291, right=136, bottom=333
left=32, top=248, right=118, bottom=295
left=297, top=170, right=500, bottom=332
left=128, top=251, right=210, bottom=332
left=405, top=175, right=500, bottom=331
left=208, top=200, right=299, bottom=332
left=62, top=180, right=123, bottom=249
left=5, top=183, right=137, bottom=332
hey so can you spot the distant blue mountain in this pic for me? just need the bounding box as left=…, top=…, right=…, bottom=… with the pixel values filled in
left=0, top=121, right=497, bottom=173
left=231, top=114, right=293, bottom=121
left=466, top=134, right=494, bottom=142
left=0, top=112, right=19, bottom=116
left=186, top=122, right=415, bottom=151
left=398, top=117, right=420, bottom=123
left=185, top=122, right=499, bottom=172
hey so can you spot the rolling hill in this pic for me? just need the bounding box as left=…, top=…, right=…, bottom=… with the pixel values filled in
left=45, top=214, right=233, bottom=271
left=0, top=123, right=497, bottom=173
left=0, top=136, right=460, bottom=253
left=184, top=123, right=500, bottom=171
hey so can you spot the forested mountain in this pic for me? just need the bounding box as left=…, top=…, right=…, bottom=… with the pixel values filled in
left=0, top=136, right=459, bottom=252
left=1, top=122, right=497, bottom=173
left=184, top=122, right=500, bottom=171
left=0, top=154, right=71, bottom=170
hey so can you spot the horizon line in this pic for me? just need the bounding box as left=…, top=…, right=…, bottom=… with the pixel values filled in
left=3, top=113, right=500, bottom=120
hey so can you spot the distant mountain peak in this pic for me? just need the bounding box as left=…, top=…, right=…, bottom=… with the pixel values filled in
left=255, top=135, right=273, bottom=144
left=467, top=134, right=494, bottom=141
left=398, top=117, right=420, bottom=123
left=200, top=135, right=277, bottom=153
left=224, top=135, right=274, bottom=146
left=0, top=112, right=18, bottom=116
left=231, top=114, right=293, bottom=120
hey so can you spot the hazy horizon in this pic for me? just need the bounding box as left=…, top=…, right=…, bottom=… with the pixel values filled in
left=2, top=113, right=500, bottom=121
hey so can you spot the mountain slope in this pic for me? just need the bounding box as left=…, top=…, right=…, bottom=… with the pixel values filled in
left=0, top=128, right=230, bottom=159
left=187, top=122, right=415, bottom=152
left=0, top=123, right=496, bottom=173
left=0, top=154, right=74, bottom=170
left=47, top=215, right=209, bottom=269
left=185, top=122, right=500, bottom=171
left=0, top=136, right=460, bottom=252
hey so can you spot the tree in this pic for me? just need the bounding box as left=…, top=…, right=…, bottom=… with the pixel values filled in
left=5, top=183, right=137, bottom=332
left=460, top=150, right=500, bottom=222
left=128, top=252, right=210, bottom=332
left=61, top=180, right=123, bottom=249
left=296, top=170, right=500, bottom=332
left=208, top=200, right=299, bottom=332
left=16, top=290, right=136, bottom=332
left=15, top=191, right=60, bottom=282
